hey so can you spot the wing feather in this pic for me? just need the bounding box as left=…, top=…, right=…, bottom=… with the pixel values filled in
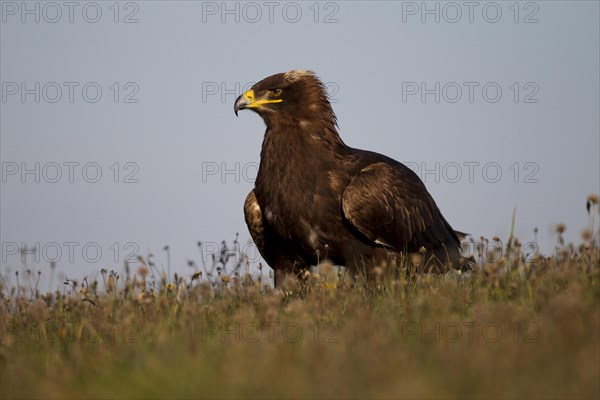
left=342, top=162, right=457, bottom=253
left=244, top=190, right=265, bottom=256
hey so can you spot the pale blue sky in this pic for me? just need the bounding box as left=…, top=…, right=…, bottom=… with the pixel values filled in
left=1, top=1, right=599, bottom=286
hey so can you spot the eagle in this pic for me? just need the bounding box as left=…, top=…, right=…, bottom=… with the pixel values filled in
left=234, top=70, right=466, bottom=284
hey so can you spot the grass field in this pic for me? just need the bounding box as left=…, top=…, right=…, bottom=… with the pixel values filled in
left=1, top=202, right=599, bottom=399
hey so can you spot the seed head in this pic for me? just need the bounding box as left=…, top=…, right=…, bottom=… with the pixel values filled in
left=581, top=229, right=592, bottom=241
left=137, top=266, right=149, bottom=278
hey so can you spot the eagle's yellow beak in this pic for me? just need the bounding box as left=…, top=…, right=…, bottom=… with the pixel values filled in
left=234, top=89, right=282, bottom=116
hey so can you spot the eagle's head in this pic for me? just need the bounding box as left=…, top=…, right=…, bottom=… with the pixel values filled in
left=234, top=70, right=336, bottom=129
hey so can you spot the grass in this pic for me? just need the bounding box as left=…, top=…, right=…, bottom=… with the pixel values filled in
left=1, top=200, right=599, bottom=399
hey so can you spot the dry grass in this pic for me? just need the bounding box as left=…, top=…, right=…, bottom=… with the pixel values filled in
left=1, top=205, right=599, bottom=399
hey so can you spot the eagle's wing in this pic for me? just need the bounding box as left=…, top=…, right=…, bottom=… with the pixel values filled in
left=341, top=162, right=457, bottom=252
left=244, top=190, right=266, bottom=256
left=244, top=190, right=309, bottom=278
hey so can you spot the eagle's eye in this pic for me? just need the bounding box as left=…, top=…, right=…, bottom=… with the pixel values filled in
left=271, top=88, right=283, bottom=97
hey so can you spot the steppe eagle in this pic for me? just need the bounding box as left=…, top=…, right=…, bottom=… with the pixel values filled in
left=234, top=70, right=466, bottom=284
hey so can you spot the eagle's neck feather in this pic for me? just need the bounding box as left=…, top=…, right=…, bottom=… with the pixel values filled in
left=255, top=122, right=347, bottom=195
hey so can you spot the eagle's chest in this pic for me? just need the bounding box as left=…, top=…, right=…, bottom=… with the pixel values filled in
left=254, top=130, right=352, bottom=253
left=256, top=165, right=322, bottom=225
left=261, top=199, right=331, bottom=254
left=255, top=159, right=345, bottom=252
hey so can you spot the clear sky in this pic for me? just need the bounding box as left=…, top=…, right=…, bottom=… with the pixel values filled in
left=1, top=1, right=599, bottom=288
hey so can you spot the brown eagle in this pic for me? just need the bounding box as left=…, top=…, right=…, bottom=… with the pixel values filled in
left=234, top=70, right=465, bottom=283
